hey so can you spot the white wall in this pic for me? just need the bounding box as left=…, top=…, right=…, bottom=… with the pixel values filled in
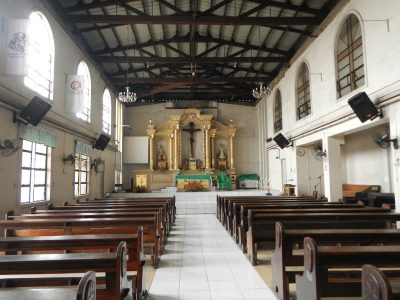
left=0, top=0, right=118, bottom=215
left=344, top=124, right=391, bottom=192
left=259, top=0, right=400, bottom=204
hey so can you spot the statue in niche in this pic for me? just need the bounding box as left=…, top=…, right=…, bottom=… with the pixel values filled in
left=218, top=144, right=227, bottom=160
left=158, top=144, right=167, bottom=171
left=158, top=145, right=166, bottom=161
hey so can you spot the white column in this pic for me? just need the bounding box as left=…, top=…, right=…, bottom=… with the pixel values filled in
left=388, top=102, right=400, bottom=215
left=322, top=135, right=344, bottom=202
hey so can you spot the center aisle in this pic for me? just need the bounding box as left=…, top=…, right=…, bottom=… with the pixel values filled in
left=148, top=214, right=277, bottom=300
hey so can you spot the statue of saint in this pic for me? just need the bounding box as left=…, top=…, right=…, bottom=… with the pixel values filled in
left=218, top=144, right=226, bottom=160
left=158, top=145, right=166, bottom=161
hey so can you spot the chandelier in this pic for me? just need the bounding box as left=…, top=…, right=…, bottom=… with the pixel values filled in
left=117, top=85, right=137, bottom=103
left=252, top=82, right=270, bottom=99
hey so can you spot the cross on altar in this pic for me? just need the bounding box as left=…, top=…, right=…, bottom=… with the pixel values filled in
left=183, top=122, right=201, bottom=159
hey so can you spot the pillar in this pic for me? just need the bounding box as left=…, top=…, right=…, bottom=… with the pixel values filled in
left=322, top=135, right=344, bottom=202
left=173, top=126, right=179, bottom=170
left=205, top=124, right=211, bottom=169
left=210, top=130, right=216, bottom=169
left=229, top=135, right=235, bottom=170
left=168, top=133, right=173, bottom=170
left=149, top=136, right=154, bottom=171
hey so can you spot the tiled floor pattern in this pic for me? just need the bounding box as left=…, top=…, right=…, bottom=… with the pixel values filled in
left=148, top=214, right=277, bottom=300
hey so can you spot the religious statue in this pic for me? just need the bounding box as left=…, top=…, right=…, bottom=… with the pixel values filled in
left=158, top=145, right=166, bottom=161
left=218, top=144, right=226, bottom=160
left=183, top=122, right=201, bottom=159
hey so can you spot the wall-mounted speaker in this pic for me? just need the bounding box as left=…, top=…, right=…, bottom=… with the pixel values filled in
left=93, top=134, right=111, bottom=151
left=18, top=96, right=52, bottom=126
left=348, top=92, right=382, bottom=123
left=273, top=133, right=291, bottom=149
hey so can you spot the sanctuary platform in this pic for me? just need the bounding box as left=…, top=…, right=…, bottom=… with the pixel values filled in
left=110, top=190, right=271, bottom=215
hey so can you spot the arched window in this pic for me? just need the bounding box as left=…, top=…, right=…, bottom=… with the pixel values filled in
left=336, top=14, right=365, bottom=98
left=273, top=89, right=282, bottom=133
left=296, top=62, right=311, bottom=120
left=76, top=61, right=91, bottom=122
left=102, top=88, right=112, bottom=134
left=24, top=11, right=54, bottom=100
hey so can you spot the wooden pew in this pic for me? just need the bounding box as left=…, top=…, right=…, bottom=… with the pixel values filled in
left=59, top=201, right=171, bottom=235
left=362, top=264, right=400, bottom=300
left=233, top=203, right=366, bottom=246
left=238, top=206, right=388, bottom=252
left=295, top=238, right=400, bottom=300
left=76, top=197, right=176, bottom=225
left=18, top=208, right=166, bottom=251
left=246, top=210, right=400, bottom=265
left=0, top=216, right=160, bottom=268
left=0, top=230, right=145, bottom=299
left=32, top=206, right=168, bottom=243
left=42, top=206, right=164, bottom=258
left=271, top=222, right=400, bottom=300
left=218, top=196, right=324, bottom=227
left=0, top=241, right=132, bottom=300
left=226, top=200, right=336, bottom=235
left=0, top=271, right=96, bottom=300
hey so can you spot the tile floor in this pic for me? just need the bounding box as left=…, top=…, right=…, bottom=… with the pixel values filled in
left=148, top=214, right=277, bottom=300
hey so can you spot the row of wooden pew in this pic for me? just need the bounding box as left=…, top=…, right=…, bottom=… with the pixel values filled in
left=0, top=196, right=176, bottom=300
left=217, top=195, right=400, bottom=300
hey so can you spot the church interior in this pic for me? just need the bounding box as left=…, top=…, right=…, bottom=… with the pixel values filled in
left=0, top=0, right=400, bottom=299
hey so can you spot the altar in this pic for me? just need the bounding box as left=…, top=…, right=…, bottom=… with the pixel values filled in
left=175, top=174, right=213, bottom=191
left=132, top=108, right=237, bottom=192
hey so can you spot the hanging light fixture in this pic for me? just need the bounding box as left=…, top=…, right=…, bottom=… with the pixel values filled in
left=252, top=82, right=270, bottom=99
left=117, top=20, right=137, bottom=103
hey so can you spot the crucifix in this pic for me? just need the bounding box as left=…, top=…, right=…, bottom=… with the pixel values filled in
left=182, top=122, right=201, bottom=159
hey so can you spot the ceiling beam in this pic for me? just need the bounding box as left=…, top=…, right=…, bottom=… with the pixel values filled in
left=248, top=0, right=321, bottom=15
left=113, top=77, right=270, bottom=84
left=68, top=15, right=322, bottom=26
left=93, top=34, right=288, bottom=56
left=136, top=82, right=190, bottom=97
left=65, top=0, right=141, bottom=13
left=98, top=56, right=285, bottom=63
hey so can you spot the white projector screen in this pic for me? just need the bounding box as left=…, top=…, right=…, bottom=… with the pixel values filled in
left=123, top=136, right=149, bottom=163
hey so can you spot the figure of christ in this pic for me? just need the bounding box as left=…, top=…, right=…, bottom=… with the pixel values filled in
left=182, top=122, right=202, bottom=159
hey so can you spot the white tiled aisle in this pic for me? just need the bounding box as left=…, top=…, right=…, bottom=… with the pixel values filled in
left=148, top=215, right=277, bottom=300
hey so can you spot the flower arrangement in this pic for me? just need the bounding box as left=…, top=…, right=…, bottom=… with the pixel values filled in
left=184, top=180, right=204, bottom=192
left=135, top=185, right=148, bottom=193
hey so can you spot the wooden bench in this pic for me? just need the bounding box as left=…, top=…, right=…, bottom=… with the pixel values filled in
left=246, top=211, right=400, bottom=265
left=362, top=264, right=400, bottom=300
left=58, top=201, right=171, bottom=236
left=77, top=197, right=176, bottom=226
left=271, top=222, right=400, bottom=300
left=33, top=206, right=168, bottom=245
left=342, top=183, right=380, bottom=198
left=233, top=203, right=366, bottom=246
left=0, top=216, right=160, bottom=268
left=238, top=206, right=387, bottom=253
left=0, top=271, right=96, bottom=300
left=225, top=199, right=331, bottom=235
left=218, top=196, right=323, bottom=226
left=295, top=237, right=400, bottom=300
left=0, top=241, right=132, bottom=300
left=0, top=230, right=145, bottom=299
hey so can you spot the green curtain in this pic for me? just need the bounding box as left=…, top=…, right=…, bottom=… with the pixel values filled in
left=76, top=140, right=93, bottom=157
left=18, top=123, right=57, bottom=148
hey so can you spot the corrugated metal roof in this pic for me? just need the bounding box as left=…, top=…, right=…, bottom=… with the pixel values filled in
left=49, top=0, right=339, bottom=105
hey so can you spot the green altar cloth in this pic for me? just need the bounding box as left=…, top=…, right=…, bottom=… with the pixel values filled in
left=175, top=174, right=212, bottom=191
left=175, top=174, right=212, bottom=180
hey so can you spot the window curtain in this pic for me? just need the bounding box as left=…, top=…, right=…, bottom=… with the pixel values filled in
left=75, top=140, right=93, bottom=158
left=18, top=123, right=56, bottom=148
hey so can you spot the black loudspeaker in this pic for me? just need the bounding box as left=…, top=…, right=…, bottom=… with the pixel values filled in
left=273, top=133, right=290, bottom=149
left=348, top=92, right=381, bottom=123
left=18, top=96, right=52, bottom=126
left=93, top=134, right=111, bottom=150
